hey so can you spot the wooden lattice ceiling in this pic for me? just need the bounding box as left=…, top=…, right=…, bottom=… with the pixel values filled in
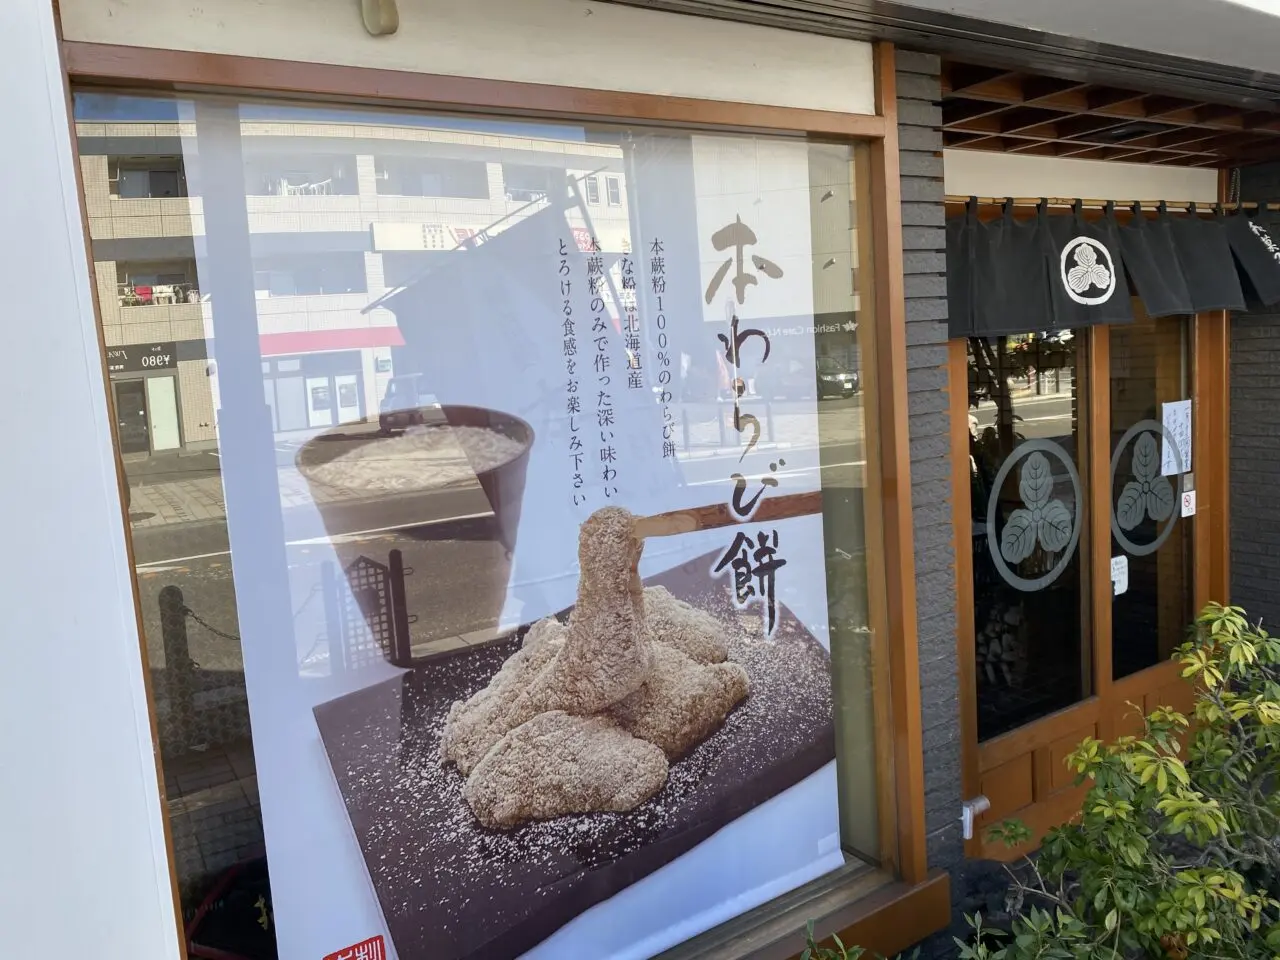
left=942, top=61, right=1280, bottom=169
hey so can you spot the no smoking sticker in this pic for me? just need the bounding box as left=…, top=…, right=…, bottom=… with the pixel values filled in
left=1181, top=490, right=1197, bottom=518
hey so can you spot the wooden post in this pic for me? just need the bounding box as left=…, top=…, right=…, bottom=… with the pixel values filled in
left=869, top=40, right=929, bottom=886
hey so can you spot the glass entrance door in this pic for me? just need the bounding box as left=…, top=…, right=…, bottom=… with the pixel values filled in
left=306, top=376, right=334, bottom=428
left=113, top=379, right=150, bottom=454
left=1109, top=309, right=1194, bottom=682
left=967, top=333, right=1091, bottom=741
left=335, top=373, right=361, bottom=423
left=954, top=307, right=1218, bottom=861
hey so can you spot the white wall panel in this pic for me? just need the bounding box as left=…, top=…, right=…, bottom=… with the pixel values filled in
left=60, top=0, right=875, bottom=116
left=944, top=149, right=1219, bottom=204
left=0, top=1, right=181, bottom=957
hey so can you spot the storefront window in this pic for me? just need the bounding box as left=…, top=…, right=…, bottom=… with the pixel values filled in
left=968, top=334, right=1091, bottom=741
left=76, top=92, right=891, bottom=957
left=1110, top=307, right=1194, bottom=680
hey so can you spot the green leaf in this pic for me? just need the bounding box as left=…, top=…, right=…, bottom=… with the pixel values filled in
left=1104, top=908, right=1118, bottom=932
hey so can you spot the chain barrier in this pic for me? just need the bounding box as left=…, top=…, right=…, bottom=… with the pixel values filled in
left=176, top=555, right=409, bottom=671
left=180, top=584, right=325, bottom=648
left=183, top=606, right=241, bottom=644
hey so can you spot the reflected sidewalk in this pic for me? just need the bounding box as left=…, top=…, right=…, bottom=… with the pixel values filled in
left=126, top=399, right=868, bottom=532
left=129, top=471, right=321, bottom=528
left=128, top=455, right=476, bottom=530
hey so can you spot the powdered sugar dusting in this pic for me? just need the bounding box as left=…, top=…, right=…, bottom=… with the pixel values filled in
left=313, top=559, right=833, bottom=959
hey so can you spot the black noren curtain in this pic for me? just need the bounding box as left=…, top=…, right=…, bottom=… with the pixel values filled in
left=1166, top=203, right=1245, bottom=312
left=1119, top=202, right=1193, bottom=318
left=947, top=198, right=1280, bottom=338
left=1222, top=209, right=1280, bottom=308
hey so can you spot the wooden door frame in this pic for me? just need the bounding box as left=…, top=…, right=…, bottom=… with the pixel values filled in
left=950, top=310, right=1230, bottom=860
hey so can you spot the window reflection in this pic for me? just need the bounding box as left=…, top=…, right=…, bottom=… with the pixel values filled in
left=76, top=90, right=889, bottom=951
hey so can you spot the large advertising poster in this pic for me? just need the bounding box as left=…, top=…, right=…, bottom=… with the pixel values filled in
left=201, top=119, right=850, bottom=959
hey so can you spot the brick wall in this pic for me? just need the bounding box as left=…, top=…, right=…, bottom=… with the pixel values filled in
left=1232, top=165, right=1280, bottom=627
left=897, top=50, right=964, bottom=873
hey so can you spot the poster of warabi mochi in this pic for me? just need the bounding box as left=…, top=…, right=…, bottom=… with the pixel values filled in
left=219, top=125, right=861, bottom=960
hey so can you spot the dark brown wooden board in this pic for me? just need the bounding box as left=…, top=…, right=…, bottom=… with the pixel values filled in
left=313, top=551, right=835, bottom=959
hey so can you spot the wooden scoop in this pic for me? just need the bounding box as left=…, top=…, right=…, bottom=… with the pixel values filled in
left=633, top=491, right=823, bottom=540
left=634, top=511, right=699, bottom=540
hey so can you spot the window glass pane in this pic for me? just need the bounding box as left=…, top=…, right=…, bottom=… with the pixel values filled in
left=245, top=153, right=357, bottom=196
left=969, top=334, right=1092, bottom=740
left=116, top=166, right=150, bottom=199
left=1109, top=306, right=1193, bottom=679
left=149, top=169, right=181, bottom=198
left=75, top=91, right=890, bottom=958
left=373, top=156, right=487, bottom=198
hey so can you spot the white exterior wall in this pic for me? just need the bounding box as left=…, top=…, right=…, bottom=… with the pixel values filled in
left=59, top=0, right=876, bottom=116
left=943, top=149, right=1220, bottom=204
left=0, top=1, right=182, bottom=957
left=178, top=358, right=218, bottom=443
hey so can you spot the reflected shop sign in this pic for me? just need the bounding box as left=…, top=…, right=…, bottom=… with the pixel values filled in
left=763, top=319, right=857, bottom=337
left=106, top=341, right=177, bottom=375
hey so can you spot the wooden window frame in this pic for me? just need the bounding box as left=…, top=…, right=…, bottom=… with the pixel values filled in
left=949, top=309, right=1231, bottom=861
left=58, top=32, right=943, bottom=959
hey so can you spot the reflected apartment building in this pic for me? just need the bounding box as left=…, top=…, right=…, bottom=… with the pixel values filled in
left=76, top=107, right=634, bottom=457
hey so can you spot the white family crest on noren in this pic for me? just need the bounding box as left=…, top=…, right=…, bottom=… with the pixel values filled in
left=1060, top=236, right=1116, bottom=305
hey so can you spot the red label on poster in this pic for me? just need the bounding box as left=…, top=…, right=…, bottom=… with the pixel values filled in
left=323, top=935, right=386, bottom=960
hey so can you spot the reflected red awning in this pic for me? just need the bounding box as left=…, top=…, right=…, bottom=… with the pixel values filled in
left=259, top=326, right=405, bottom=356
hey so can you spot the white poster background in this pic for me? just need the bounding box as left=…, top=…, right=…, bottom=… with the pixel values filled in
left=200, top=118, right=844, bottom=960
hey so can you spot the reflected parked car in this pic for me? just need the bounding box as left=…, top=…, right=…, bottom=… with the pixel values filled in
left=817, top=356, right=859, bottom=399
left=757, top=356, right=858, bottom=401
left=379, top=373, right=429, bottom=433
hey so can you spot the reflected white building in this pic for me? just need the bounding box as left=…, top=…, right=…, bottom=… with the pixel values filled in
left=77, top=112, right=631, bottom=454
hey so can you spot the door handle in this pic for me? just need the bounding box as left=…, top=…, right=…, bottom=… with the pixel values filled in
left=961, top=796, right=991, bottom=841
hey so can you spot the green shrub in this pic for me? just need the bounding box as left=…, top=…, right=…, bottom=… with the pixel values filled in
left=961, top=603, right=1280, bottom=959
left=802, top=919, right=866, bottom=960
left=801, top=919, right=919, bottom=960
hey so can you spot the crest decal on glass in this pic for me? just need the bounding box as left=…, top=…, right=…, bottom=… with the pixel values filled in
left=986, top=439, right=1083, bottom=592
left=1110, top=419, right=1184, bottom=557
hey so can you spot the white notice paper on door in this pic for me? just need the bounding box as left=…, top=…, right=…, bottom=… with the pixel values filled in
left=1111, top=555, right=1129, bottom=596
left=1161, top=399, right=1192, bottom=476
